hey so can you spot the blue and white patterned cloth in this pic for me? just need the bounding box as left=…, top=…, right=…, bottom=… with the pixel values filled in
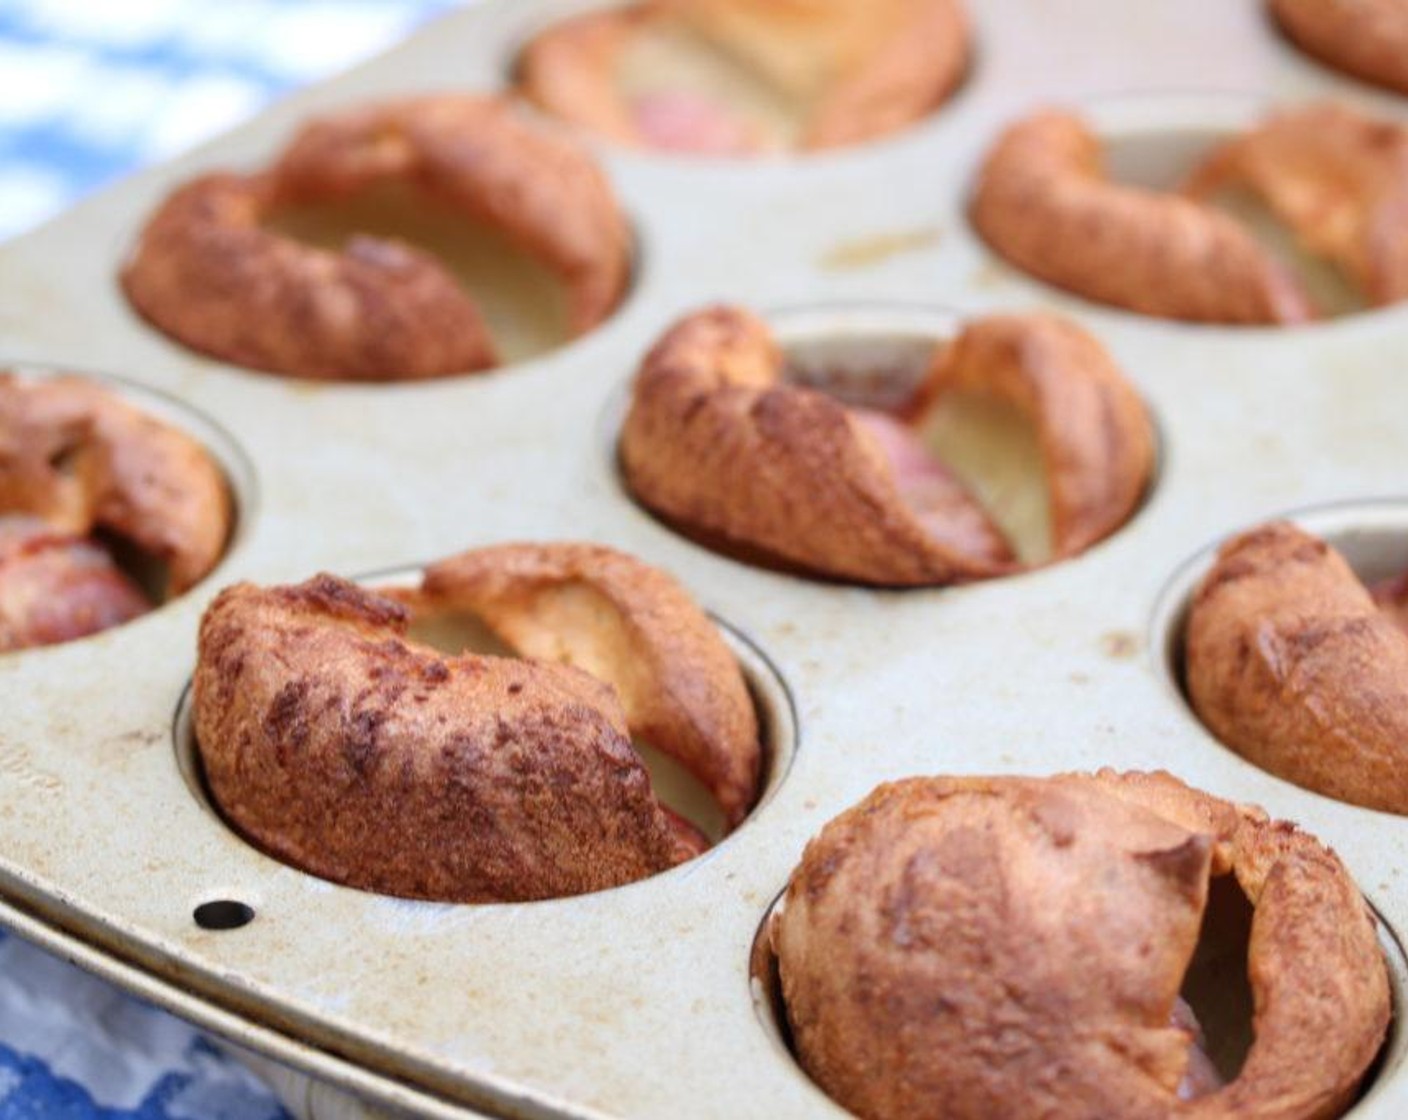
left=0, top=0, right=459, bottom=240
left=0, top=1, right=458, bottom=1114
left=0, top=930, right=288, bottom=1119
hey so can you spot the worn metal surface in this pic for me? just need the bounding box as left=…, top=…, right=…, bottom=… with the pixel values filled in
left=1, top=0, right=1407, bottom=1116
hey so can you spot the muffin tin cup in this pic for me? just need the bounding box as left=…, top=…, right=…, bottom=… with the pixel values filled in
left=2, top=1, right=1408, bottom=1117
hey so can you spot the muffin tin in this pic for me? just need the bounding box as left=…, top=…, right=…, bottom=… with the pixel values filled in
left=2, top=1, right=1408, bottom=1117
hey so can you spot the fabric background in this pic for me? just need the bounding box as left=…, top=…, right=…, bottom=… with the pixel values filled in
left=0, top=0, right=458, bottom=239
left=0, top=0, right=458, bottom=1113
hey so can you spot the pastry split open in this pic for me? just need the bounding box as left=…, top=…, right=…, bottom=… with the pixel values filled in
left=1185, top=520, right=1408, bottom=815
left=972, top=102, right=1408, bottom=323
left=619, top=306, right=1154, bottom=585
left=0, top=373, right=232, bottom=651
left=772, top=770, right=1390, bottom=1119
left=517, top=0, right=969, bottom=155
left=192, top=542, right=761, bottom=902
left=122, top=95, right=631, bottom=380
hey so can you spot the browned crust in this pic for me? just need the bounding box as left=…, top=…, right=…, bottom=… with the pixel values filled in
left=122, top=95, right=630, bottom=381
left=773, top=769, right=1389, bottom=1120
left=1185, top=521, right=1408, bottom=815
left=416, top=542, right=761, bottom=827
left=1270, top=0, right=1408, bottom=96
left=0, top=374, right=231, bottom=594
left=915, top=313, right=1155, bottom=559
left=0, top=517, right=149, bottom=651
left=516, top=0, right=968, bottom=153
left=620, top=306, right=1151, bottom=585
left=1185, top=103, right=1408, bottom=307
left=971, top=110, right=1314, bottom=324
left=193, top=573, right=690, bottom=903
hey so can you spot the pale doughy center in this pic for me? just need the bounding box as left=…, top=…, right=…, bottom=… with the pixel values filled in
left=409, top=587, right=726, bottom=842
left=632, top=738, right=726, bottom=841
left=616, top=23, right=809, bottom=150
left=919, top=391, right=1051, bottom=566
left=1209, top=188, right=1364, bottom=318
left=407, top=608, right=517, bottom=658
left=265, top=179, right=571, bottom=363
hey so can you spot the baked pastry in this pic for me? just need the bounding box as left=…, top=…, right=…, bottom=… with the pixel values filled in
left=192, top=543, right=760, bottom=902
left=772, top=770, right=1390, bottom=1119
left=619, top=306, right=1153, bottom=585
left=1185, top=520, right=1408, bottom=815
left=517, top=0, right=968, bottom=155
left=0, top=374, right=232, bottom=651
left=1270, top=0, right=1408, bottom=95
left=971, top=109, right=1312, bottom=324
left=122, top=95, right=631, bottom=380
left=1184, top=103, right=1408, bottom=308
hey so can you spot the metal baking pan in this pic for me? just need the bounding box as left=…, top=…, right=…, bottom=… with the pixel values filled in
left=2, top=0, right=1407, bottom=1116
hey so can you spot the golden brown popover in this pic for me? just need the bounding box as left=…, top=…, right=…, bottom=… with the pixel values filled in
left=0, top=373, right=231, bottom=650
left=974, top=102, right=1408, bottom=323
left=518, top=0, right=968, bottom=154
left=193, top=543, right=760, bottom=902
left=773, top=770, right=1389, bottom=1119
left=619, top=306, right=1153, bottom=585
left=123, top=95, right=630, bottom=380
left=971, top=109, right=1312, bottom=324
left=1185, top=520, right=1408, bottom=815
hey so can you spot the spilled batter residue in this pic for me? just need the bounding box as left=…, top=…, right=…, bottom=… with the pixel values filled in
left=818, top=227, right=942, bottom=270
